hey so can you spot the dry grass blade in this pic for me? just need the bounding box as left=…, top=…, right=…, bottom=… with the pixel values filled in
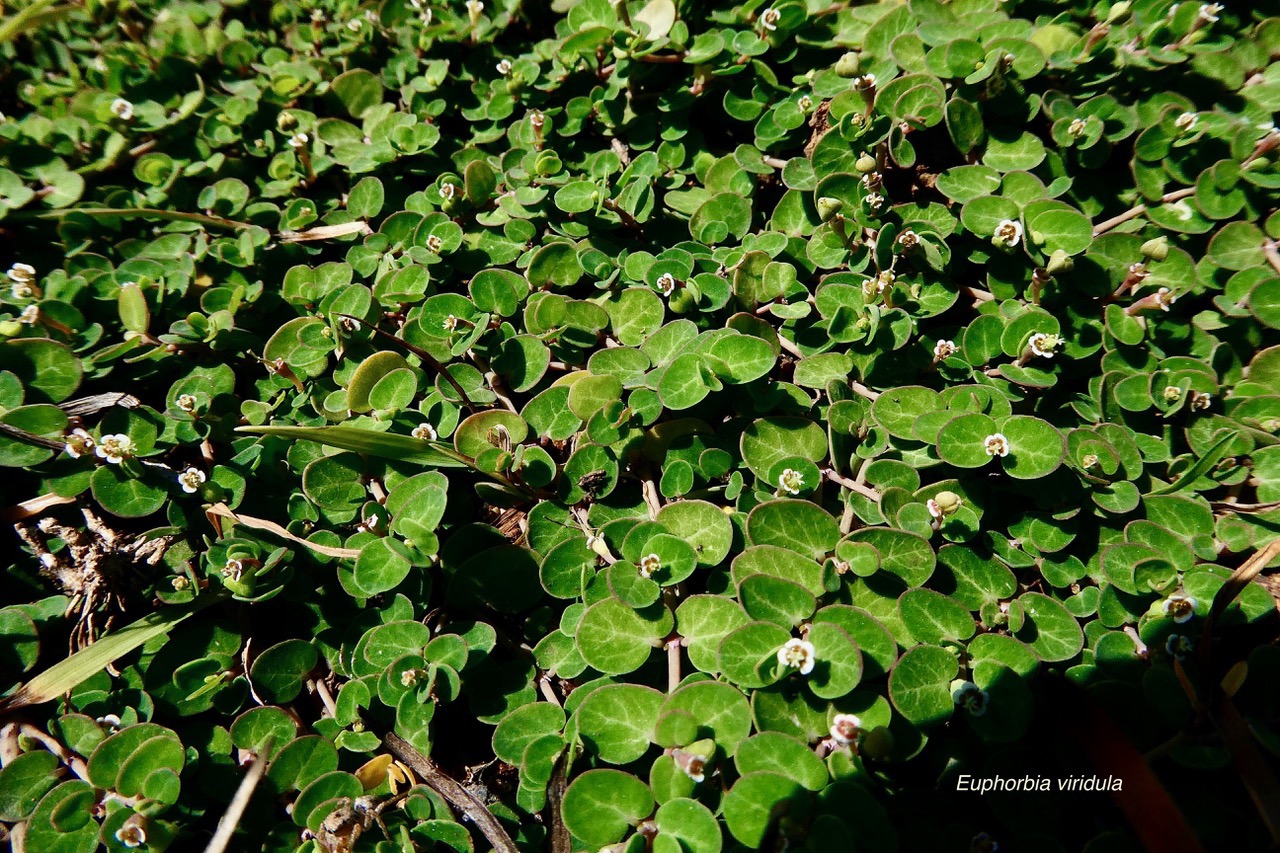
left=203, top=737, right=273, bottom=853
left=206, top=503, right=362, bottom=559
left=1208, top=538, right=1280, bottom=624
left=277, top=221, right=373, bottom=243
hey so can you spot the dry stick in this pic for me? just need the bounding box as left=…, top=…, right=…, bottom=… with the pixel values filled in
left=0, top=421, right=66, bottom=452
left=203, top=740, right=272, bottom=853
left=1092, top=187, right=1196, bottom=237
left=824, top=468, right=881, bottom=502
left=849, top=381, right=881, bottom=402
left=0, top=492, right=77, bottom=524
left=666, top=640, right=682, bottom=693
left=547, top=752, right=572, bottom=853
left=18, top=723, right=89, bottom=780
left=384, top=732, right=519, bottom=853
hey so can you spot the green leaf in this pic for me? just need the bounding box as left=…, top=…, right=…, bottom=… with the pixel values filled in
left=331, top=68, right=384, bottom=118
left=575, top=599, right=668, bottom=675
left=562, top=769, right=654, bottom=847
left=899, top=588, right=976, bottom=644
left=576, top=684, right=663, bottom=764
left=888, top=644, right=958, bottom=727
left=656, top=500, right=734, bottom=567
left=1208, top=221, right=1265, bottom=270
left=723, top=772, right=806, bottom=847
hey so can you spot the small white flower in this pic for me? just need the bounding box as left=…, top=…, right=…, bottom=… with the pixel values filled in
left=178, top=467, right=207, bottom=494
left=993, top=219, right=1022, bottom=248
left=1081, top=453, right=1100, bottom=469
left=365, top=9, right=378, bottom=22
left=1190, top=391, right=1212, bottom=411
left=897, top=229, right=919, bottom=251
left=861, top=170, right=882, bottom=190
left=798, top=94, right=812, bottom=111
left=927, top=499, right=944, bottom=520
left=419, top=8, right=434, bottom=24
left=171, top=575, right=191, bottom=591
left=346, top=17, right=363, bottom=31
left=529, top=109, right=545, bottom=130
left=287, top=132, right=309, bottom=149
left=1067, top=117, right=1088, bottom=138
left=1175, top=111, right=1198, bottom=132
left=412, top=422, right=438, bottom=440
left=63, top=428, right=95, bottom=459
left=176, top=394, right=198, bottom=413
left=96, top=714, right=123, bottom=731
left=222, top=558, right=244, bottom=581
left=17, top=304, right=39, bottom=325
left=95, top=433, right=135, bottom=464
left=110, top=98, right=134, bottom=120
left=829, top=713, right=862, bottom=746
left=114, top=819, right=146, bottom=848
left=1197, top=2, right=1221, bottom=23
left=760, top=7, right=781, bottom=30
left=656, top=272, right=677, bottom=296
left=864, top=192, right=885, bottom=210
left=983, top=433, right=1010, bottom=458
left=1028, top=332, right=1060, bottom=359
left=442, top=314, right=459, bottom=331
left=856, top=73, right=876, bottom=89
left=778, top=467, right=804, bottom=495
left=639, top=553, right=661, bottom=578
left=862, top=270, right=894, bottom=300
left=401, top=668, right=420, bottom=687
left=496, top=58, right=513, bottom=76
left=1155, top=286, right=1175, bottom=311
left=1165, top=634, right=1193, bottom=659
left=776, top=638, right=816, bottom=675
left=933, top=340, right=957, bottom=361
left=426, top=234, right=444, bottom=253
left=673, top=748, right=707, bottom=783
left=953, top=681, right=990, bottom=716
left=439, top=182, right=457, bottom=200
left=1163, top=385, right=1183, bottom=403
left=465, top=0, right=484, bottom=20
left=6, top=262, right=35, bottom=285
left=1162, top=593, right=1197, bottom=623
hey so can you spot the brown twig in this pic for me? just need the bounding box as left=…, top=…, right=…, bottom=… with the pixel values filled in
left=1092, top=187, right=1195, bottom=237
left=823, top=468, right=881, bottom=502
left=384, top=732, right=519, bottom=853
left=547, top=750, right=572, bottom=853
left=849, top=381, right=881, bottom=402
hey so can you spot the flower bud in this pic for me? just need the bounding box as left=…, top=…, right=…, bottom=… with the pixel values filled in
left=932, top=490, right=963, bottom=516
left=1045, top=249, right=1074, bottom=275
left=835, top=52, right=862, bottom=78
left=1106, top=1, right=1131, bottom=22
left=1140, top=236, right=1169, bottom=262
left=817, top=196, right=844, bottom=222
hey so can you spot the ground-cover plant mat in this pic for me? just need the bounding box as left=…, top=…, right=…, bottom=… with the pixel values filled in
left=1, top=0, right=1280, bottom=850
